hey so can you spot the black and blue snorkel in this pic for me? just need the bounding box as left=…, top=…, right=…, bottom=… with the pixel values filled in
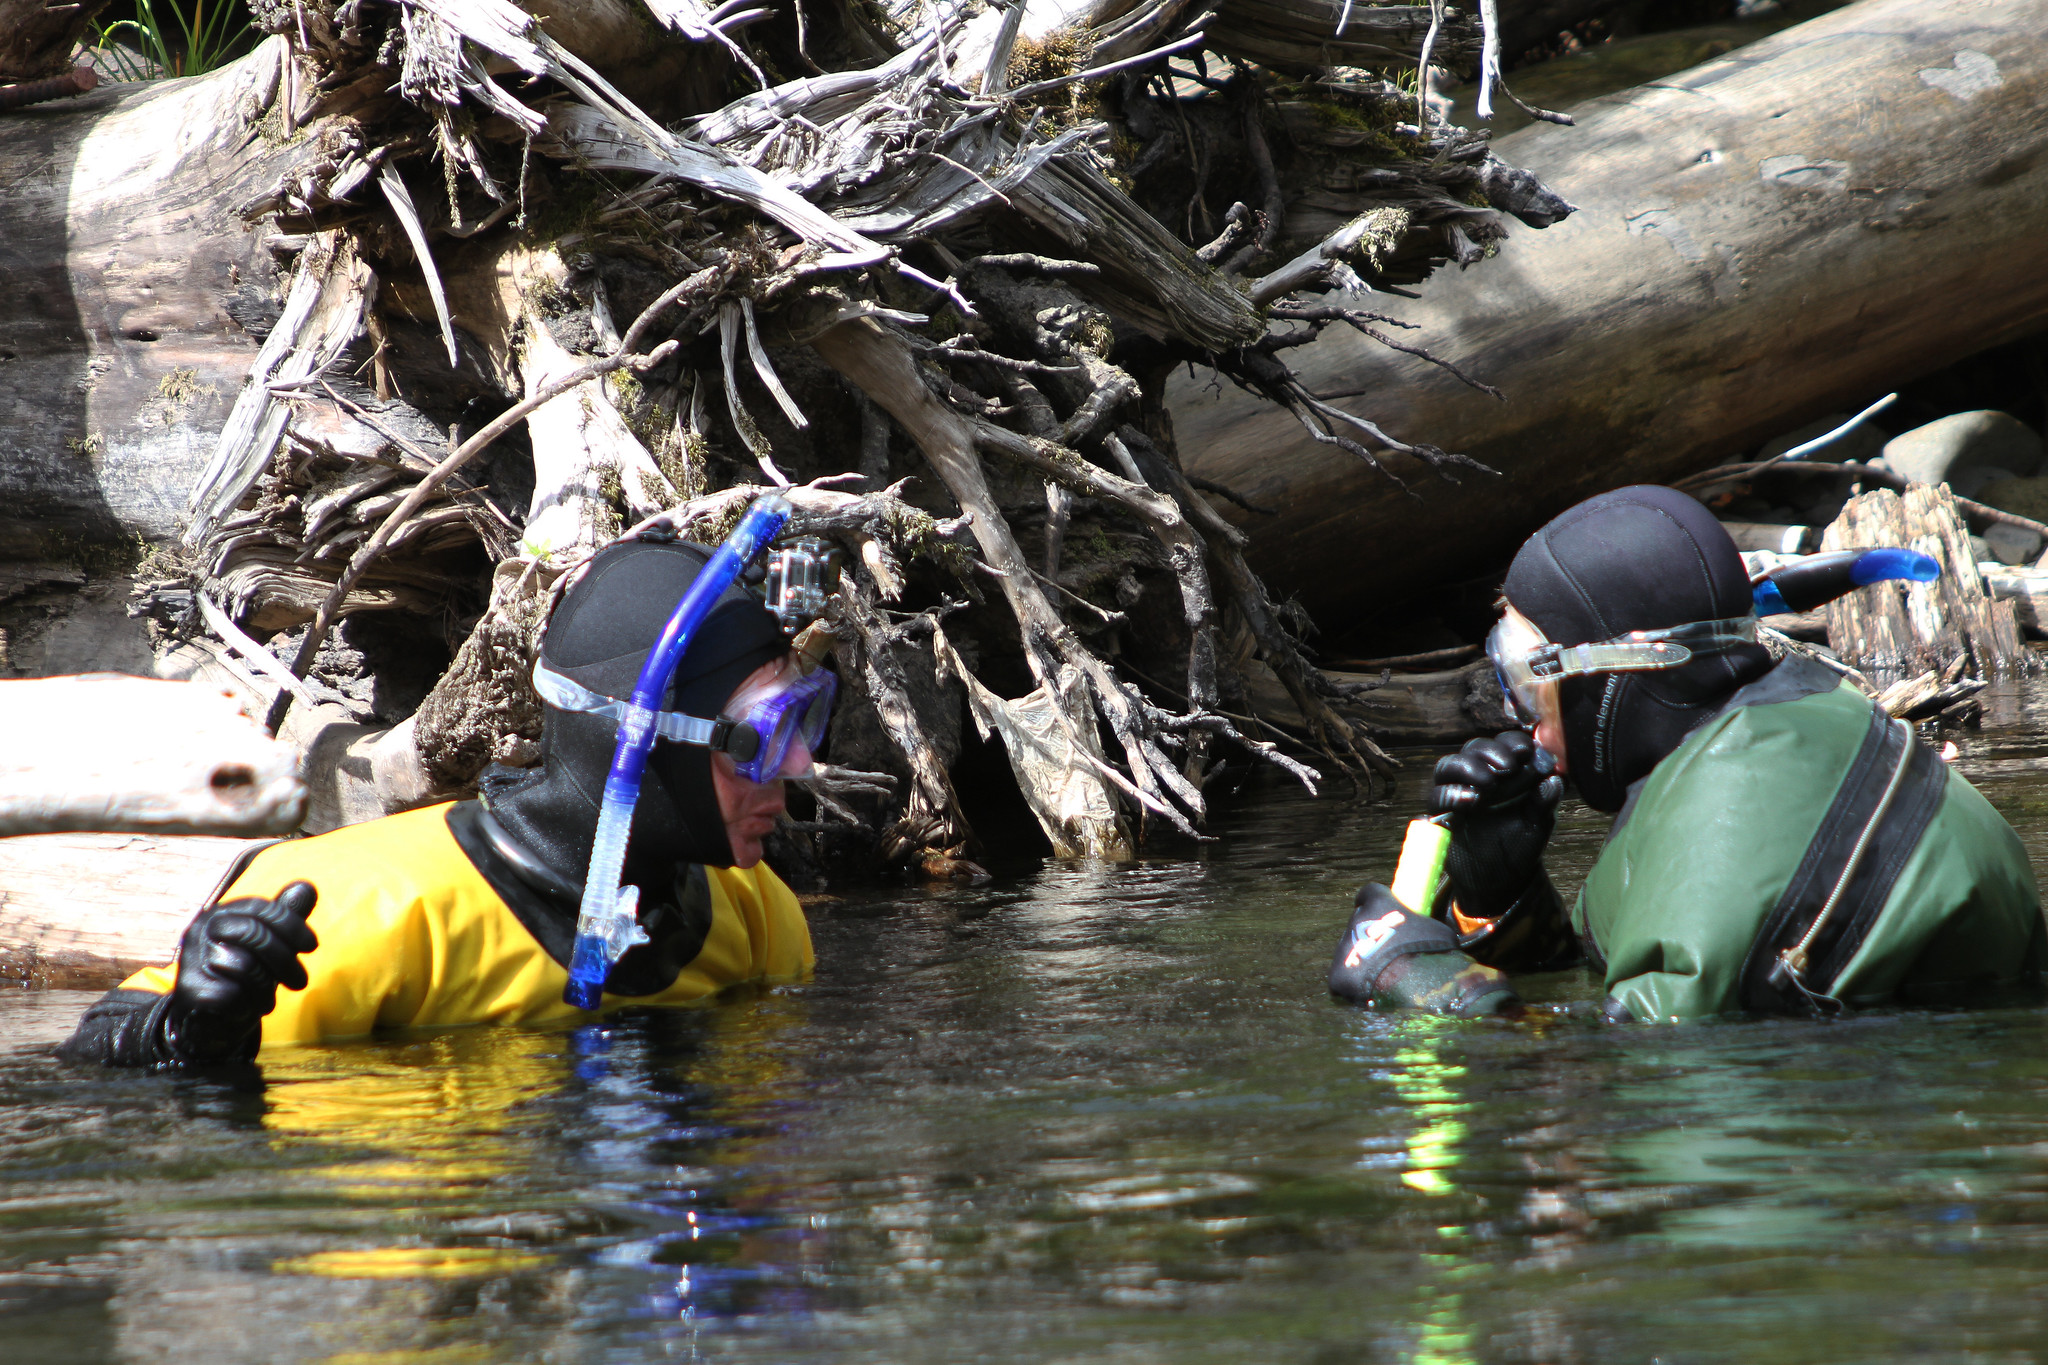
left=556, top=493, right=793, bottom=1009
left=1751, top=547, right=1939, bottom=616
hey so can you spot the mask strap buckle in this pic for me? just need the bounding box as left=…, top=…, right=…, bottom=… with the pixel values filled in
left=531, top=662, right=722, bottom=748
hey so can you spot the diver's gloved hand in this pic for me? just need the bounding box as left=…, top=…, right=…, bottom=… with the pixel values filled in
left=1426, top=731, right=1564, bottom=920
left=161, top=882, right=318, bottom=1064
left=1329, top=884, right=1519, bottom=1018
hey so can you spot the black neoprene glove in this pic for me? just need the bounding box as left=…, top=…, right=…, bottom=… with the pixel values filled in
left=59, top=882, right=319, bottom=1068
left=1427, top=731, right=1563, bottom=920
left=1328, top=884, right=1519, bottom=1017
left=159, top=882, right=319, bottom=1064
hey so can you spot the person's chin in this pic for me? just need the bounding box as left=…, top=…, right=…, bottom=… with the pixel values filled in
left=727, top=834, right=765, bottom=868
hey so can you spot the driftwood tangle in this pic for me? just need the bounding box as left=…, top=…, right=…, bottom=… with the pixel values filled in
left=0, top=0, right=1575, bottom=862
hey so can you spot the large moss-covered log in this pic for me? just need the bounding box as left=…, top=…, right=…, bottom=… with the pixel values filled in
left=1174, top=0, right=2048, bottom=625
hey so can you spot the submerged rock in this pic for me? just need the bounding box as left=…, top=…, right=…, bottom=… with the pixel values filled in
left=1975, top=475, right=2048, bottom=566
left=1982, top=520, right=2043, bottom=567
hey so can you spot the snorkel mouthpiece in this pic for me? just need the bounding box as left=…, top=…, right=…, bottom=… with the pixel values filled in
left=1751, top=548, right=1940, bottom=616
left=563, top=493, right=794, bottom=1010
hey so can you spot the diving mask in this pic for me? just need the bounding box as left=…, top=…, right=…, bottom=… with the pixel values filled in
left=534, top=659, right=835, bottom=784
left=1485, top=606, right=1760, bottom=729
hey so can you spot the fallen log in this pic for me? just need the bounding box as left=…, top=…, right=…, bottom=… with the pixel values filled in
left=0, top=832, right=255, bottom=989
left=0, top=675, right=307, bottom=836
left=1240, top=657, right=1510, bottom=746
left=1174, top=0, right=2048, bottom=625
left=0, top=41, right=293, bottom=557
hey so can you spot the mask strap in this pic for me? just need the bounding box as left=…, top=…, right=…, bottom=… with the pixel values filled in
left=1630, top=614, right=1760, bottom=648
left=1527, top=615, right=1759, bottom=683
left=1538, top=639, right=1691, bottom=679
left=531, top=661, right=726, bottom=748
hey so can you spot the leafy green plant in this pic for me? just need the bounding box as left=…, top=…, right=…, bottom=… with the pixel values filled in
left=91, top=0, right=254, bottom=81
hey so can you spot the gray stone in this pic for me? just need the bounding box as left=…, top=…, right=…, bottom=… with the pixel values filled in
left=1882, top=411, right=2045, bottom=488
left=1983, top=520, right=2044, bottom=567
left=1950, top=464, right=2019, bottom=500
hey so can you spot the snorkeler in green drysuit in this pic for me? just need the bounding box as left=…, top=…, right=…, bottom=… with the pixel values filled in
left=1331, top=486, right=2043, bottom=1021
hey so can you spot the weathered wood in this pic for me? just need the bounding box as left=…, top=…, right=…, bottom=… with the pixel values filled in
left=185, top=234, right=374, bottom=542
left=1207, top=0, right=1476, bottom=75
left=0, top=675, right=306, bottom=836
left=812, top=317, right=1131, bottom=851
left=1174, top=0, right=2048, bottom=624
left=1820, top=485, right=2029, bottom=685
left=0, top=41, right=303, bottom=557
left=517, top=315, right=676, bottom=559
left=1242, top=657, right=1510, bottom=745
left=0, top=0, right=110, bottom=81
left=0, top=832, right=259, bottom=989
left=1006, top=153, right=1267, bottom=352
left=934, top=624, right=1132, bottom=859
left=508, top=0, right=730, bottom=115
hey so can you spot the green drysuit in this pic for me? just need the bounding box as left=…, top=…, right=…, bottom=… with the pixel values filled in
left=1571, top=657, right=2044, bottom=1020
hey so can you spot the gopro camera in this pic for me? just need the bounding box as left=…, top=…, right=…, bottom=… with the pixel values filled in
left=762, top=536, right=845, bottom=636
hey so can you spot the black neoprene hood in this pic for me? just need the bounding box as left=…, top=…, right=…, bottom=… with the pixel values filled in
left=484, top=538, right=788, bottom=880
left=1501, top=485, right=1772, bottom=813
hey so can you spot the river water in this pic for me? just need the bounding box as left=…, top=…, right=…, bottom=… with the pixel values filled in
left=10, top=694, right=2048, bottom=1363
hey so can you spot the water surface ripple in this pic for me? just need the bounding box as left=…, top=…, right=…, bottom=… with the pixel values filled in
left=10, top=686, right=2048, bottom=1362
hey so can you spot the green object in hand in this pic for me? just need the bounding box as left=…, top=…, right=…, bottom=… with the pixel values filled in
left=1391, top=816, right=1451, bottom=912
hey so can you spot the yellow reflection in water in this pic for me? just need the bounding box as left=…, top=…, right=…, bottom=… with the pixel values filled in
left=1415, top=1291, right=1479, bottom=1365
left=1407, top=1252, right=1480, bottom=1365
left=316, top=1347, right=493, bottom=1365
left=275, top=1246, right=552, bottom=1279
left=261, top=1026, right=572, bottom=1199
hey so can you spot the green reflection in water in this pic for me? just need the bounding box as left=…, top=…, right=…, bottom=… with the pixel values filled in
left=1390, top=1033, right=1470, bottom=1196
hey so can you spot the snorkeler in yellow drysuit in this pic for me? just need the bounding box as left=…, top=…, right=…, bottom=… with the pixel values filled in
left=61, top=535, right=818, bottom=1065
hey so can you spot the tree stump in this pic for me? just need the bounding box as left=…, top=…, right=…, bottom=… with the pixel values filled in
left=1820, top=485, right=2029, bottom=685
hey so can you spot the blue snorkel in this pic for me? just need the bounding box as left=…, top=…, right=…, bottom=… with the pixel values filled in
left=562, top=493, right=794, bottom=1009
left=1752, top=548, right=1940, bottom=617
